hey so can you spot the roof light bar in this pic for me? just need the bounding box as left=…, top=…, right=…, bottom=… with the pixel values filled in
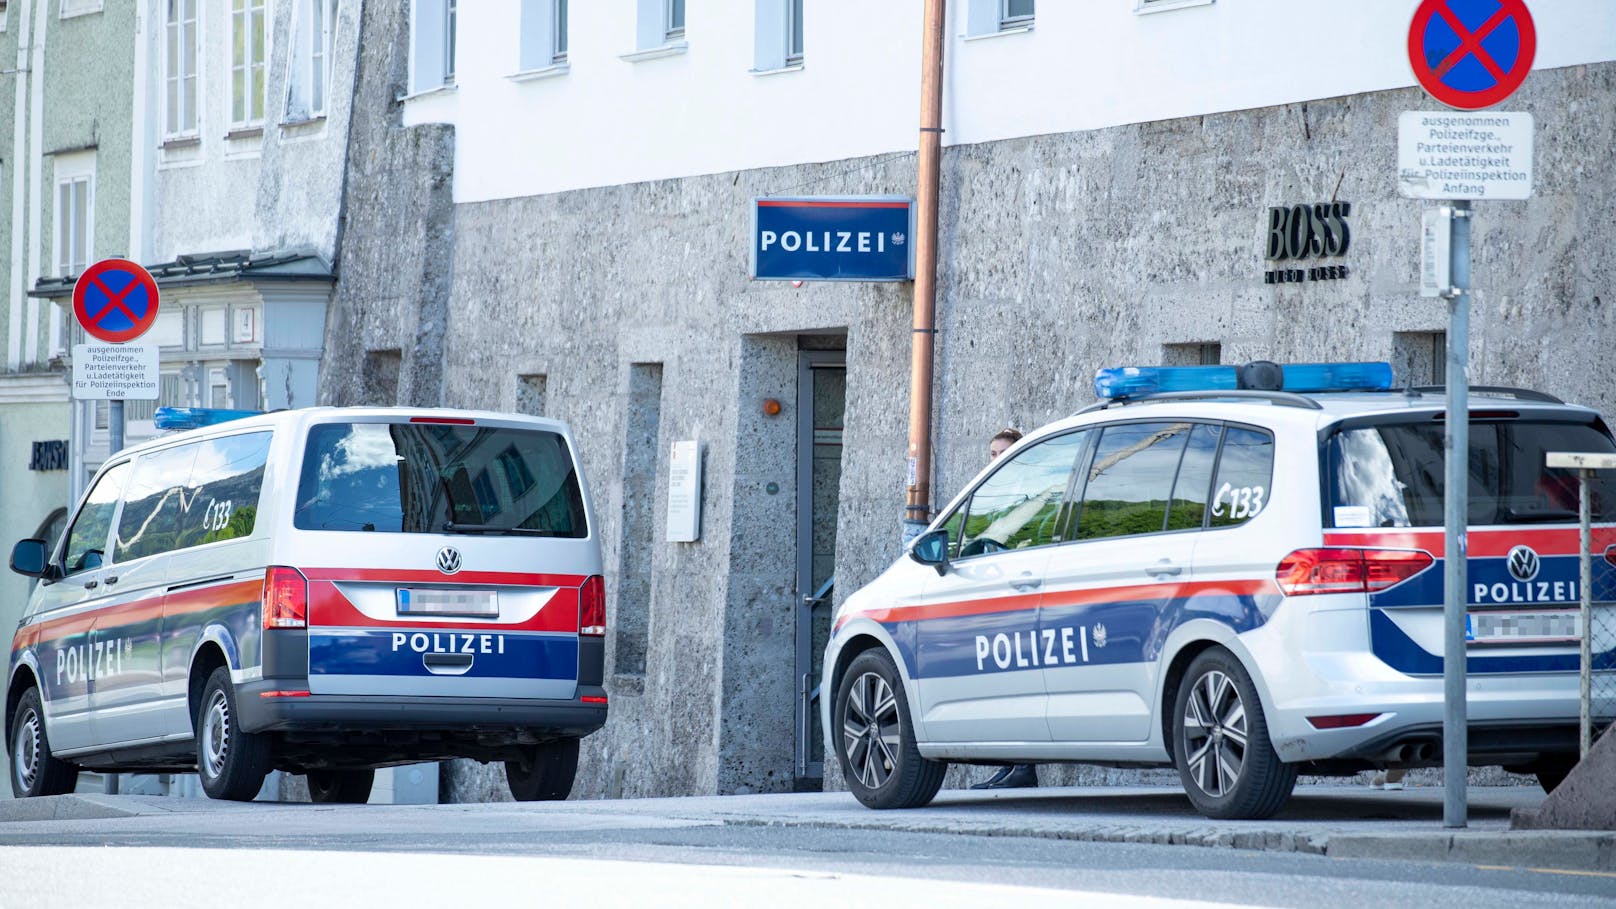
left=153, top=407, right=264, bottom=432
left=1093, top=361, right=1394, bottom=400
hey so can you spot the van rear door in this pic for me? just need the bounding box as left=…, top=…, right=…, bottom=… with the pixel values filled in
left=288, top=417, right=597, bottom=700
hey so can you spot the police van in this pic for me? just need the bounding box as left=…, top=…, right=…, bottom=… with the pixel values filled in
left=823, top=362, right=1615, bottom=819
left=7, top=407, right=606, bottom=803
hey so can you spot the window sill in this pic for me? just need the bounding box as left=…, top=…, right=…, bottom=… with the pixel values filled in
left=620, top=41, right=688, bottom=63
left=508, top=62, right=570, bottom=82
left=280, top=114, right=328, bottom=130
left=963, top=23, right=1033, bottom=41
left=1135, top=0, right=1215, bottom=14
left=750, top=62, right=804, bottom=77
left=160, top=135, right=202, bottom=150
left=395, top=83, right=458, bottom=104
left=59, top=4, right=104, bottom=20
left=224, top=126, right=264, bottom=141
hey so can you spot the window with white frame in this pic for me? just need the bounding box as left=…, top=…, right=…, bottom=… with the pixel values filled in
left=165, top=0, right=200, bottom=137
left=287, top=0, right=335, bottom=120
left=409, top=0, right=456, bottom=93
left=964, top=0, right=1031, bottom=35
left=518, top=0, right=567, bottom=71
left=632, top=0, right=684, bottom=52
left=1000, top=0, right=1033, bottom=28
left=753, top=0, right=801, bottom=71
left=54, top=152, right=95, bottom=279
left=665, top=0, right=684, bottom=39
left=231, top=0, right=267, bottom=128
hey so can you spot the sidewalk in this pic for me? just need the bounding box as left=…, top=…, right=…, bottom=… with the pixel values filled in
left=1, top=784, right=1610, bottom=873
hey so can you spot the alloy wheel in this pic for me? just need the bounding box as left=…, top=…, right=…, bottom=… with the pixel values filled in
left=841, top=671, right=901, bottom=790
left=1181, top=669, right=1248, bottom=798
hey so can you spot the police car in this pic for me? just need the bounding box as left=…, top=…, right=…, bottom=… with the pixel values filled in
left=822, top=362, right=1615, bottom=819
left=7, top=407, right=606, bottom=803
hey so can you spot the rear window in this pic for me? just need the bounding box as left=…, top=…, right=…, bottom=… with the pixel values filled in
left=1327, top=419, right=1616, bottom=528
left=294, top=422, right=588, bottom=538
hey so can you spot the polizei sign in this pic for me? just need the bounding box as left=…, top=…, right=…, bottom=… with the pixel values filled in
left=752, top=196, right=914, bottom=282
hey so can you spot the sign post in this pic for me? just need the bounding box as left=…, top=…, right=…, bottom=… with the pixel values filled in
left=1401, top=0, right=1535, bottom=831
left=71, top=258, right=161, bottom=457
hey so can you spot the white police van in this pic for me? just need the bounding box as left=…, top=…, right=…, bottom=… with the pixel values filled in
left=823, top=362, right=1615, bottom=819
left=7, top=407, right=606, bottom=803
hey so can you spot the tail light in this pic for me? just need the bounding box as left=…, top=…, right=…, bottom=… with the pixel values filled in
left=263, top=566, right=309, bottom=629
left=579, top=575, right=606, bottom=636
left=1276, top=548, right=1434, bottom=596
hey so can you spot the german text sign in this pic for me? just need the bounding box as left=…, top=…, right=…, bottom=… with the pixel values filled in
left=752, top=197, right=914, bottom=282
left=72, top=343, right=159, bottom=401
left=667, top=440, right=703, bottom=543
left=1397, top=111, right=1533, bottom=200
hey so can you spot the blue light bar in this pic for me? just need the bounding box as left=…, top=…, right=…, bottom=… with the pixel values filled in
left=1094, top=361, right=1395, bottom=400
left=153, top=407, right=263, bottom=432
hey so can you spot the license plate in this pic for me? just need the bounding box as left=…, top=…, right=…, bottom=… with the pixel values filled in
left=1466, top=610, right=1581, bottom=645
left=396, top=588, right=499, bottom=617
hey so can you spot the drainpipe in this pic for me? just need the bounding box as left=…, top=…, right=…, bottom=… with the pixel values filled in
left=904, top=0, right=946, bottom=539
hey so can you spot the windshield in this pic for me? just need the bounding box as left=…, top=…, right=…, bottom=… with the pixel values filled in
left=294, top=422, right=588, bottom=537
left=1327, top=418, right=1616, bottom=528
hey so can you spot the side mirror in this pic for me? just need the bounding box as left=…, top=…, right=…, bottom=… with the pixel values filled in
left=908, top=529, right=952, bottom=576
left=10, top=539, right=48, bottom=578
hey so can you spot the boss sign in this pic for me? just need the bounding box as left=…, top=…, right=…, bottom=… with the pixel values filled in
left=752, top=197, right=915, bottom=282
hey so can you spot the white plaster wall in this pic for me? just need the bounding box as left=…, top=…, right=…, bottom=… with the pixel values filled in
left=413, top=0, right=1616, bottom=203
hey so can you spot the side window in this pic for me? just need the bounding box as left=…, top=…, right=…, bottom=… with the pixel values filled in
left=936, top=506, right=967, bottom=558
left=173, top=432, right=273, bottom=550
left=1166, top=423, right=1220, bottom=531
left=114, top=443, right=200, bottom=563
left=62, top=462, right=131, bottom=575
left=1209, top=427, right=1275, bottom=528
left=957, top=432, right=1086, bottom=558
left=1074, top=422, right=1193, bottom=541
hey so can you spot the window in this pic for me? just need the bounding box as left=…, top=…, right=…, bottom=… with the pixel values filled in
left=1208, top=427, right=1274, bottom=529
left=633, top=0, right=685, bottom=52
left=1166, top=423, right=1219, bottom=531
left=1000, top=0, right=1033, bottom=28
left=287, top=0, right=333, bottom=120
left=230, top=0, right=267, bottom=127
left=665, top=0, right=684, bottom=39
left=518, top=0, right=567, bottom=71
left=294, top=422, right=588, bottom=537
left=54, top=164, right=92, bottom=278
left=114, top=444, right=198, bottom=563
left=62, top=462, right=129, bottom=575
left=1074, top=422, right=1193, bottom=541
left=408, top=0, right=455, bottom=93
left=753, top=0, right=801, bottom=71
left=950, top=431, right=1086, bottom=558
left=165, top=0, right=200, bottom=137
left=177, top=433, right=272, bottom=548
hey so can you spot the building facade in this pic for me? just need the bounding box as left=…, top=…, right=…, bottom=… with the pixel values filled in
left=322, top=0, right=1616, bottom=800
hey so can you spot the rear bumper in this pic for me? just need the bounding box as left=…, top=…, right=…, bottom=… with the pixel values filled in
left=236, top=679, right=608, bottom=737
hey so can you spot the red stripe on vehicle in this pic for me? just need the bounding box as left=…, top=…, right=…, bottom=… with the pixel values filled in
left=854, top=578, right=1278, bottom=628
left=1324, top=527, right=1616, bottom=558
left=24, top=576, right=260, bottom=645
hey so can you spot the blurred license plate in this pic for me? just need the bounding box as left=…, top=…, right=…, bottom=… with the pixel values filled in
left=396, top=589, right=498, bottom=617
left=1466, top=610, right=1580, bottom=644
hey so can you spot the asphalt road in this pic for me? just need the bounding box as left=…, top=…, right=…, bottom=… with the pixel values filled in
left=1, top=787, right=1612, bottom=907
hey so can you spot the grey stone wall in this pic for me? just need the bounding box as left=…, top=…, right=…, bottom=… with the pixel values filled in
left=322, top=51, right=1616, bottom=801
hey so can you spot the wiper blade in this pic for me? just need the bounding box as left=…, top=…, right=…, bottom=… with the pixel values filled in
left=441, top=522, right=548, bottom=536
left=1502, top=508, right=1580, bottom=524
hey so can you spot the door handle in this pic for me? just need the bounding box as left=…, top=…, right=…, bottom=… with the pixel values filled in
left=1009, top=574, right=1042, bottom=592
left=104, top=576, right=119, bottom=585
left=1147, top=559, right=1183, bottom=578
left=83, top=580, right=98, bottom=590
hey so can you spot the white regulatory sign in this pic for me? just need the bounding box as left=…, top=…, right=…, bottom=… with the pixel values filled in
left=1420, top=207, right=1452, bottom=299
left=72, top=343, right=159, bottom=400
left=1397, top=111, right=1533, bottom=201
left=666, top=439, right=703, bottom=543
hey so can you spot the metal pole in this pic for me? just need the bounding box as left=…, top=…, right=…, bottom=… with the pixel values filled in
left=1442, top=200, right=1471, bottom=829
left=1579, top=469, right=1593, bottom=758
left=905, top=0, right=945, bottom=542
left=104, top=397, right=124, bottom=796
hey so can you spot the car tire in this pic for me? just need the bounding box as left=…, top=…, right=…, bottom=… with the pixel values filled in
left=196, top=667, right=272, bottom=801
left=9, top=687, right=78, bottom=798
left=306, top=768, right=376, bottom=804
left=506, top=738, right=579, bottom=802
left=834, top=648, right=945, bottom=810
left=1172, top=648, right=1297, bottom=820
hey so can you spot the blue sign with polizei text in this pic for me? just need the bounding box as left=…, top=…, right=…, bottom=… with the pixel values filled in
left=752, top=196, right=914, bottom=282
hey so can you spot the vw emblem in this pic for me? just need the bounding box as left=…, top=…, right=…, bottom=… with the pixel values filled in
left=1092, top=623, right=1108, bottom=649
left=1506, top=545, right=1539, bottom=583
left=436, top=546, right=463, bottom=575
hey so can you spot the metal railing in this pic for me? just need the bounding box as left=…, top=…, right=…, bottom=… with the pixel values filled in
left=1547, top=452, right=1616, bottom=757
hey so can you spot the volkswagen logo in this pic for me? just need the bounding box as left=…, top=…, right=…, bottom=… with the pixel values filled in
left=1506, top=545, right=1540, bottom=583
left=436, top=547, right=463, bottom=575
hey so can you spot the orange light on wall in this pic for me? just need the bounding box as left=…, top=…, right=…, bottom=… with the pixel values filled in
left=762, top=398, right=782, bottom=416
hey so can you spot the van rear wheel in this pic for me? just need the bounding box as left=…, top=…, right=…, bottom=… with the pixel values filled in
left=9, top=687, right=78, bottom=798
left=506, top=738, right=579, bottom=801
left=1172, top=648, right=1296, bottom=820
left=197, top=668, right=271, bottom=801
left=306, top=768, right=375, bottom=804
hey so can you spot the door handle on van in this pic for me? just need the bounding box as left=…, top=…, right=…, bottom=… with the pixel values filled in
left=1147, top=559, right=1183, bottom=579
left=82, top=580, right=98, bottom=590
left=104, top=576, right=119, bottom=585
left=423, top=653, right=474, bottom=675
left=1009, top=574, right=1042, bottom=592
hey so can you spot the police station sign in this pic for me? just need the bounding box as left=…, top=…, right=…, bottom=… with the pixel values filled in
left=752, top=196, right=914, bottom=282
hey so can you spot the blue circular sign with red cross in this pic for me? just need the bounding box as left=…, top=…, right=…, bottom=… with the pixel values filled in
left=72, top=258, right=160, bottom=344
left=1408, top=0, right=1536, bottom=110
